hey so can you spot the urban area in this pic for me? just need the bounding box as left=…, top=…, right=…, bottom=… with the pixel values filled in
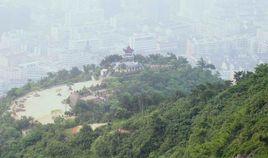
left=0, top=0, right=267, bottom=96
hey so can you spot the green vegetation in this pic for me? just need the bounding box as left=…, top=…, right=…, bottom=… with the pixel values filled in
left=91, top=64, right=268, bottom=158
left=0, top=54, right=267, bottom=158
left=6, top=65, right=99, bottom=100
left=72, top=54, right=221, bottom=123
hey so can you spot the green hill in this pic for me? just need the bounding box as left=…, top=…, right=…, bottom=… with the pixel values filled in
left=91, top=64, right=268, bottom=158
left=0, top=55, right=267, bottom=158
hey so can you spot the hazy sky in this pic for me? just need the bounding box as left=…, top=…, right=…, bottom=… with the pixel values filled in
left=1, top=0, right=267, bottom=31
left=0, top=0, right=267, bottom=90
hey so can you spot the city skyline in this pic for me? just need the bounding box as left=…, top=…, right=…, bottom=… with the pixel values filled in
left=0, top=0, right=267, bottom=96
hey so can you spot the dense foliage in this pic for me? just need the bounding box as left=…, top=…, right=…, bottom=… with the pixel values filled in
left=91, top=64, right=268, bottom=158
left=0, top=54, right=267, bottom=158
left=72, top=54, right=221, bottom=123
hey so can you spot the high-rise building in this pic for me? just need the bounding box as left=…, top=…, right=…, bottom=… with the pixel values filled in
left=129, top=33, right=158, bottom=55
left=173, top=0, right=215, bottom=19
left=257, top=29, right=268, bottom=54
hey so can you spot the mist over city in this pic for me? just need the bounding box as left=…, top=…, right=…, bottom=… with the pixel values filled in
left=0, top=1, right=268, bottom=157
left=0, top=0, right=267, bottom=96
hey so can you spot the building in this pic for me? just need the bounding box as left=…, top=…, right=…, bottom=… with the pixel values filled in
left=100, top=69, right=109, bottom=77
left=129, top=33, right=158, bottom=55
left=114, top=46, right=143, bottom=73
left=158, top=40, right=179, bottom=54
left=0, top=80, right=4, bottom=96
left=18, top=61, right=46, bottom=81
left=256, top=29, right=268, bottom=60
left=256, top=29, right=268, bottom=63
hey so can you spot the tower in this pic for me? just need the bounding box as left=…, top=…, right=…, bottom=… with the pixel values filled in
left=122, top=46, right=135, bottom=62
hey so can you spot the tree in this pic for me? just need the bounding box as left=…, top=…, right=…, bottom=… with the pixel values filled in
left=57, top=69, right=69, bottom=81
left=16, top=116, right=34, bottom=130
left=197, top=58, right=206, bottom=69
left=72, top=100, right=91, bottom=115
left=134, top=54, right=147, bottom=64
left=73, top=125, right=98, bottom=150
left=46, top=140, right=71, bottom=157
left=197, top=58, right=215, bottom=70
left=206, top=63, right=216, bottom=70
left=83, top=65, right=91, bottom=74
left=70, top=67, right=82, bottom=77
left=173, top=57, right=189, bottom=69
left=21, top=130, right=42, bottom=147
left=167, top=53, right=177, bottom=62
left=233, top=71, right=249, bottom=83
left=47, top=72, right=55, bottom=78
left=100, top=54, right=122, bottom=68
left=174, top=90, right=186, bottom=100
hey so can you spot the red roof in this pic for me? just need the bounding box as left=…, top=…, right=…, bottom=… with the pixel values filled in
left=123, top=46, right=134, bottom=54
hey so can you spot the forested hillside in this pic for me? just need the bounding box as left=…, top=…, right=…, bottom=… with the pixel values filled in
left=92, top=64, right=268, bottom=158
left=0, top=55, right=267, bottom=158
